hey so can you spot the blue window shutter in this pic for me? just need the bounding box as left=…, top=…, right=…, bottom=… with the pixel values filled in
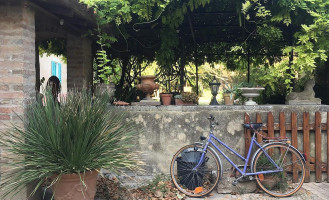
left=51, top=61, right=56, bottom=76
left=58, top=63, right=62, bottom=83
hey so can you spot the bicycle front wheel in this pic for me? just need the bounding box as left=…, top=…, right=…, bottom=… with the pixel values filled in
left=252, top=143, right=305, bottom=197
left=170, top=144, right=221, bottom=197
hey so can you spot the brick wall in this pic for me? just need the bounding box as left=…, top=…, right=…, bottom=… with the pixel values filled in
left=0, top=1, right=35, bottom=130
left=67, top=34, right=93, bottom=89
left=0, top=1, right=36, bottom=199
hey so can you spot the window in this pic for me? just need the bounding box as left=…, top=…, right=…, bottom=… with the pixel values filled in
left=51, top=60, right=62, bottom=83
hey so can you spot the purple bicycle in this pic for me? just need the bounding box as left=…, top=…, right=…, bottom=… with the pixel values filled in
left=170, top=115, right=306, bottom=197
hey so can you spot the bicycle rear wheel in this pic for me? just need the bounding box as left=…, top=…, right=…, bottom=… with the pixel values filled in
left=252, top=143, right=305, bottom=197
left=170, top=144, right=221, bottom=197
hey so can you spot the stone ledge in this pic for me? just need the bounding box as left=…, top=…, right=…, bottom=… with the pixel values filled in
left=112, top=104, right=329, bottom=112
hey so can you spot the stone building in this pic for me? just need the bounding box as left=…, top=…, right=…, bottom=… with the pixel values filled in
left=0, top=0, right=96, bottom=199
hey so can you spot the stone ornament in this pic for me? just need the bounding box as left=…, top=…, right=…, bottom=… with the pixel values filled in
left=134, top=75, right=160, bottom=106
left=286, top=79, right=321, bottom=105
left=239, top=87, right=265, bottom=105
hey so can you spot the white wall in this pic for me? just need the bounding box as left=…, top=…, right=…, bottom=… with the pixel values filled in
left=39, top=53, right=67, bottom=94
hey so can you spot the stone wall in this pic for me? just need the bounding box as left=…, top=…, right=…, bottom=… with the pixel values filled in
left=0, top=1, right=37, bottom=199
left=117, top=105, right=329, bottom=182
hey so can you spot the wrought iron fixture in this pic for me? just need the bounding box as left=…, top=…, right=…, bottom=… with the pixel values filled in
left=209, top=77, right=220, bottom=105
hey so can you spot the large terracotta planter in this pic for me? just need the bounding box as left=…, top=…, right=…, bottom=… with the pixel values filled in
left=136, top=75, right=159, bottom=100
left=160, top=93, right=173, bottom=105
left=52, top=170, right=98, bottom=200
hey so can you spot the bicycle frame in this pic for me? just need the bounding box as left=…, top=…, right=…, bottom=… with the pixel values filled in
left=193, top=132, right=284, bottom=176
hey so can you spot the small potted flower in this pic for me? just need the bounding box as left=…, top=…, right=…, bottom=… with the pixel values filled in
left=174, top=94, right=184, bottom=105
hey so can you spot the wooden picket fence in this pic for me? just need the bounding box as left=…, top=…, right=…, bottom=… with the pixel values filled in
left=244, top=112, right=329, bottom=183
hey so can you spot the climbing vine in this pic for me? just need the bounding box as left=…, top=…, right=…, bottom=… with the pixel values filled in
left=80, top=0, right=329, bottom=99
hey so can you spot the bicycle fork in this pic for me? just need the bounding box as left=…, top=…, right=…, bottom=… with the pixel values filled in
left=192, top=142, right=209, bottom=171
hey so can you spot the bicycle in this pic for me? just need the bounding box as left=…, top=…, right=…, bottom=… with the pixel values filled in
left=170, top=115, right=306, bottom=198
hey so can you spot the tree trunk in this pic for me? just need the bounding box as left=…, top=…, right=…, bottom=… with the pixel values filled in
left=119, top=56, right=129, bottom=88
left=35, top=42, right=40, bottom=92
left=179, top=41, right=185, bottom=92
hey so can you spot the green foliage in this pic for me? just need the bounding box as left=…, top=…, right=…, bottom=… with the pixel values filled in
left=242, top=0, right=329, bottom=93
left=155, top=28, right=179, bottom=68
left=181, top=92, right=199, bottom=103
left=39, top=38, right=67, bottom=61
left=174, top=94, right=182, bottom=99
left=80, top=0, right=329, bottom=101
left=0, top=89, right=141, bottom=198
left=223, top=83, right=242, bottom=94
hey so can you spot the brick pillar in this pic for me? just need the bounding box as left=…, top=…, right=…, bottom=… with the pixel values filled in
left=0, top=1, right=37, bottom=199
left=67, top=34, right=93, bottom=89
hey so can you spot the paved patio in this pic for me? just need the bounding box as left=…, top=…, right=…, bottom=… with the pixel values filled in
left=187, top=182, right=329, bottom=200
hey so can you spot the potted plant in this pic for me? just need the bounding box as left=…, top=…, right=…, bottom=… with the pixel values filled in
left=174, top=94, right=184, bottom=105
left=223, top=83, right=241, bottom=105
left=181, top=92, right=199, bottom=105
left=160, top=88, right=173, bottom=105
left=0, top=89, right=140, bottom=199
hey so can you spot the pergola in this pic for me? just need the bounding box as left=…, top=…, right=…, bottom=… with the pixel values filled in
left=106, top=0, right=295, bottom=95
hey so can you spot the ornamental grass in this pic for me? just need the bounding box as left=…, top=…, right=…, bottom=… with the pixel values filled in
left=0, top=89, right=141, bottom=198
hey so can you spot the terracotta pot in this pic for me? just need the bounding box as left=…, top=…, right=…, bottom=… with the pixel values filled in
left=223, top=93, right=234, bottom=105
left=175, top=99, right=194, bottom=105
left=182, top=101, right=194, bottom=105
left=52, top=170, right=98, bottom=200
left=160, top=93, right=173, bottom=105
left=175, top=99, right=184, bottom=105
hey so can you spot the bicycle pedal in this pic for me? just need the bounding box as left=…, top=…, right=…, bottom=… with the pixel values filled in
left=232, top=180, right=238, bottom=186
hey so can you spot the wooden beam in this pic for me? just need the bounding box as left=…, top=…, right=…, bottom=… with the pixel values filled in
left=42, top=4, right=75, bottom=17
left=31, top=0, right=96, bottom=25
left=28, top=1, right=81, bottom=36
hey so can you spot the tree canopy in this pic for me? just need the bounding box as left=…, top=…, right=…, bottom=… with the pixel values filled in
left=80, top=0, right=329, bottom=101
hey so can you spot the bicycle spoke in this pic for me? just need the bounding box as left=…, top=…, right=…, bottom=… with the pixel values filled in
left=171, top=144, right=221, bottom=197
left=253, top=143, right=305, bottom=197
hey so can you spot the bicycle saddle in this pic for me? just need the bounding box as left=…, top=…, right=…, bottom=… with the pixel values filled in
left=243, top=123, right=263, bottom=131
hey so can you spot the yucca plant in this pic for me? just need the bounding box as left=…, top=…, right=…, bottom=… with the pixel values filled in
left=0, top=89, right=141, bottom=198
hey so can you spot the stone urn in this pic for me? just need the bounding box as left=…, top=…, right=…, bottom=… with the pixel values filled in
left=239, top=87, right=265, bottom=105
left=134, top=75, right=160, bottom=105
left=136, top=75, right=159, bottom=100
